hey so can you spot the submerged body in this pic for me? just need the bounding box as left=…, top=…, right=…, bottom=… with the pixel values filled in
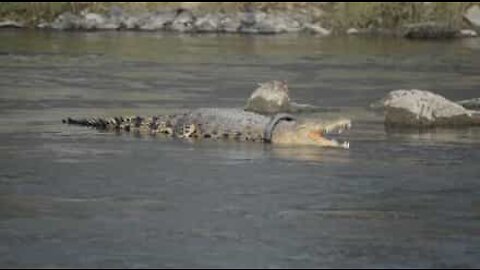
left=65, top=108, right=351, bottom=148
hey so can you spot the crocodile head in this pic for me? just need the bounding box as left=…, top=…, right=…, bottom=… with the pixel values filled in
left=272, top=118, right=352, bottom=148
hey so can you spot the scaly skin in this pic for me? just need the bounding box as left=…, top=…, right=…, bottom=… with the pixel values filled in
left=64, top=108, right=351, bottom=148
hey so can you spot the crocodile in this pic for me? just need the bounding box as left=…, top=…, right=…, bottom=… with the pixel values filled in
left=64, top=108, right=351, bottom=148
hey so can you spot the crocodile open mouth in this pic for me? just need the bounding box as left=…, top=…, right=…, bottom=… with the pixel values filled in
left=308, top=120, right=352, bottom=149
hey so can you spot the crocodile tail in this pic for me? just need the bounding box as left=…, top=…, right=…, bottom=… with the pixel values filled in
left=62, top=116, right=143, bottom=132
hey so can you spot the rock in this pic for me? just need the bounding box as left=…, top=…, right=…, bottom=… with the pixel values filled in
left=36, top=22, right=50, bottom=29
left=119, top=15, right=141, bottom=29
left=81, top=13, right=108, bottom=30
left=402, top=22, right=459, bottom=39
left=457, top=98, right=480, bottom=109
left=0, top=20, right=24, bottom=28
left=51, top=12, right=82, bottom=30
left=238, top=12, right=301, bottom=34
left=245, top=81, right=325, bottom=114
left=378, top=89, right=478, bottom=127
left=346, top=28, right=359, bottom=35
left=194, top=14, right=220, bottom=33
left=245, top=81, right=292, bottom=114
left=464, top=5, right=480, bottom=29
left=139, top=11, right=176, bottom=31
left=302, top=23, right=331, bottom=36
left=218, top=14, right=242, bottom=33
left=459, top=29, right=478, bottom=38
left=170, top=9, right=196, bottom=32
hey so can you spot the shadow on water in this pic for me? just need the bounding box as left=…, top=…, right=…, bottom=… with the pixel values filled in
left=0, top=29, right=480, bottom=268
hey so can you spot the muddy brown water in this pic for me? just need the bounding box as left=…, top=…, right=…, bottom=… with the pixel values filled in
left=1, top=30, right=480, bottom=268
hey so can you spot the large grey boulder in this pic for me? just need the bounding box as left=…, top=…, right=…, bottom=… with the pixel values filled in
left=377, top=90, right=479, bottom=127
left=464, top=5, right=480, bottom=29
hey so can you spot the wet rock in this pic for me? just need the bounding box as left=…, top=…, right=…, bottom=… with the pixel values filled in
left=459, top=29, right=478, bottom=38
left=457, top=98, right=480, bottom=109
left=464, top=5, right=480, bottom=29
left=0, top=20, right=24, bottom=28
left=169, top=9, right=196, bottom=32
left=379, top=89, right=478, bottom=127
left=245, top=81, right=291, bottom=114
left=302, top=23, right=331, bottom=36
left=402, top=22, right=459, bottom=39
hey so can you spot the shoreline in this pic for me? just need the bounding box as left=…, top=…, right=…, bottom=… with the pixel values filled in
left=0, top=3, right=479, bottom=39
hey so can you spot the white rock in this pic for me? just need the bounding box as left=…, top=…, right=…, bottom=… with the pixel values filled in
left=347, top=28, right=359, bottom=35
left=0, top=20, right=24, bottom=28
left=460, top=29, right=478, bottom=37
left=303, top=23, right=331, bottom=36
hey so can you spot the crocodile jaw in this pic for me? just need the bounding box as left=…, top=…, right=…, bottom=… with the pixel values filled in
left=272, top=118, right=351, bottom=148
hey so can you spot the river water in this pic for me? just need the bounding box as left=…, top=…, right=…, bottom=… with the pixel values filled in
left=0, top=30, right=479, bottom=268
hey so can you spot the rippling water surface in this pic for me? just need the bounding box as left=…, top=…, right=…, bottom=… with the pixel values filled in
left=1, top=30, right=480, bottom=268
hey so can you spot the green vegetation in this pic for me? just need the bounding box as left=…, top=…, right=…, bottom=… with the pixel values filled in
left=323, top=2, right=470, bottom=30
left=0, top=2, right=474, bottom=30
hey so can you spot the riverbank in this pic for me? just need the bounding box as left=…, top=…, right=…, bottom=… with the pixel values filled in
left=0, top=2, right=479, bottom=38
